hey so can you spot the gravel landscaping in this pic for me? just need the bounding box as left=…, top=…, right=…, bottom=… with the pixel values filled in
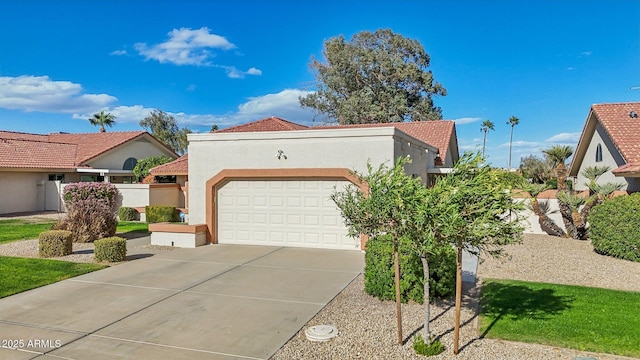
left=271, top=234, right=640, bottom=360
left=2, top=229, right=638, bottom=359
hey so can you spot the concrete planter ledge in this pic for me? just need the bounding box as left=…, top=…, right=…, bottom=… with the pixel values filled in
left=149, top=223, right=208, bottom=248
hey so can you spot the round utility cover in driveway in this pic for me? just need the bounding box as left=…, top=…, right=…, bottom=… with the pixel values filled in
left=217, top=179, right=359, bottom=250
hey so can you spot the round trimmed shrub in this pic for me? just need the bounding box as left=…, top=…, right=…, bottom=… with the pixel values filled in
left=364, top=235, right=456, bottom=303
left=119, top=207, right=138, bottom=221
left=94, top=236, right=127, bottom=262
left=39, top=230, right=73, bottom=258
left=588, top=193, right=640, bottom=262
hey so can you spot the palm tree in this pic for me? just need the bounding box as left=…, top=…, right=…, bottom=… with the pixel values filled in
left=542, top=145, right=573, bottom=190
left=89, top=110, right=116, bottom=132
left=506, top=116, right=519, bottom=170
left=480, top=119, right=494, bottom=158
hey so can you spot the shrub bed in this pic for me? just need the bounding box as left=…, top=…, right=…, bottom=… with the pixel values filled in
left=39, top=230, right=73, bottom=258
left=588, top=193, right=640, bottom=262
left=94, top=236, right=127, bottom=262
left=119, top=207, right=138, bottom=221
left=364, top=235, right=456, bottom=303
left=145, top=205, right=178, bottom=223
left=55, top=182, right=119, bottom=242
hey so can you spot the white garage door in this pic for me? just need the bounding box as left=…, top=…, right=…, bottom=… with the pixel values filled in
left=217, top=180, right=359, bottom=250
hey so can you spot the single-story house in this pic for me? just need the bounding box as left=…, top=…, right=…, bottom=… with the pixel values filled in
left=0, top=130, right=178, bottom=214
left=568, top=102, right=640, bottom=192
left=153, top=116, right=459, bottom=250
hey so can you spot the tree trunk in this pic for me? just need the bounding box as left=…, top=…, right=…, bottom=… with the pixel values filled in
left=453, top=240, right=463, bottom=355
left=556, top=163, right=567, bottom=190
left=394, top=237, right=403, bottom=345
left=420, top=256, right=431, bottom=344
left=559, top=201, right=577, bottom=239
left=531, top=197, right=566, bottom=237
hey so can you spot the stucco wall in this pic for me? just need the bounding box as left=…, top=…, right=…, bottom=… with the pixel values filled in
left=87, top=137, right=176, bottom=171
left=0, top=172, right=46, bottom=214
left=187, top=128, right=432, bottom=224
left=574, top=123, right=629, bottom=191
left=114, top=183, right=182, bottom=208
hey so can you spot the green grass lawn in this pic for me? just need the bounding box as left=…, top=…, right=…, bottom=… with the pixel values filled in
left=116, top=221, right=149, bottom=234
left=0, top=219, right=55, bottom=244
left=0, top=256, right=106, bottom=298
left=479, top=279, right=640, bottom=358
left=0, top=220, right=149, bottom=244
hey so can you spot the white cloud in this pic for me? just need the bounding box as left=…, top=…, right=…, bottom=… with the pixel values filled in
left=186, top=84, right=196, bottom=92
left=499, top=140, right=543, bottom=148
left=581, top=51, right=593, bottom=56
left=545, top=132, right=581, bottom=143
left=454, top=117, right=482, bottom=125
left=134, top=27, right=236, bottom=66
left=110, top=49, right=127, bottom=56
left=246, top=67, right=262, bottom=76
left=219, top=65, right=263, bottom=79
left=0, top=75, right=116, bottom=113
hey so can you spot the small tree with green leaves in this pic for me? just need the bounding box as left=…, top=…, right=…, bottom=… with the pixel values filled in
left=331, top=157, right=428, bottom=345
left=422, top=152, right=524, bottom=354
left=132, top=155, right=174, bottom=181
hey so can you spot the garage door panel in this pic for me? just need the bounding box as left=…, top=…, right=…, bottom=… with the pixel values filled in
left=217, top=180, right=357, bottom=250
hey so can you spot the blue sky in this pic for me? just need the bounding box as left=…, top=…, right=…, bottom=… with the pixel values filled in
left=1, top=0, right=638, bottom=167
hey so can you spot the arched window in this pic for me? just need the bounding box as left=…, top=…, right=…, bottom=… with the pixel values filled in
left=123, top=157, right=138, bottom=170
left=595, top=144, right=602, bottom=163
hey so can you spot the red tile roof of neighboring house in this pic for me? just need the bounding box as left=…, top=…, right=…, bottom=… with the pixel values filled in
left=591, top=102, right=640, bottom=164
left=47, top=131, right=149, bottom=163
left=150, top=154, right=189, bottom=175
left=0, top=138, right=78, bottom=169
left=217, top=116, right=309, bottom=133
left=0, top=130, right=173, bottom=170
left=570, top=102, right=640, bottom=176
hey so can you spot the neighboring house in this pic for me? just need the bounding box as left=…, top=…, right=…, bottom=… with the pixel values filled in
left=156, top=116, right=458, bottom=250
left=569, top=102, right=640, bottom=192
left=0, top=130, right=178, bottom=214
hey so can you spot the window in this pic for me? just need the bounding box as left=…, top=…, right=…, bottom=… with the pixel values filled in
left=48, top=174, right=65, bottom=181
left=80, top=175, right=104, bottom=182
left=123, top=157, right=138, bottom=170
left=122, top=176, right=137, bottom=184
left=595, top=143, right=603, bottom=162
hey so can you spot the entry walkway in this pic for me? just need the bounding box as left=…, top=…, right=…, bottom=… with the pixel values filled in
left=0, top=244, right=364, bottom=360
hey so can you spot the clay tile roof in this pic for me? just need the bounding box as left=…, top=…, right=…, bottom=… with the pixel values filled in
left=150, top=154, right=189, bottom=175
left=592, top=102, right=640, bottom=164
left=217, top=116, right=309, bottom=133
left=313, top=121, right=457, bottom=162
left=0, top=130, right=171, bottom=170
left=47, top=131, right=148, bottom=163
left=0, top=138, right=78, bottom=169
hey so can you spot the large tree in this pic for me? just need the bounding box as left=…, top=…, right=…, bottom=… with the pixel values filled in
left=89, top=110, right=116, bottom=132
left=139, top=110, right=191, bottom=155
left=300, top=29, right=447, bottom=124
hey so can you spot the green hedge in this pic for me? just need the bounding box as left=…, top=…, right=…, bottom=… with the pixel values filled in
left=145, top=205, right=178, bottom=223
left=364, top=235, right=456, bottom=303
left=39, top=230, right=73, bottom=258
left=94, top=236, right=127, bottom=262
left=588, top=193, right=640, bottom=262
left=119, top=207, right=138, bottom=221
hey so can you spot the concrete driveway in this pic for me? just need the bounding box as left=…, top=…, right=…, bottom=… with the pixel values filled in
left=0, top=243, right=364, bottom=360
